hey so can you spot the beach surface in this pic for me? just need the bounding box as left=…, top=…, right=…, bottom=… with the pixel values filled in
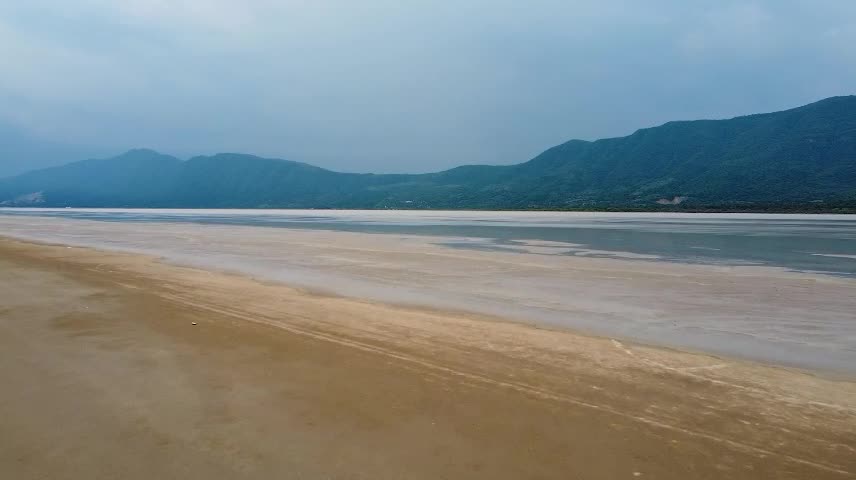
left=1, top=236, right=855, bottom=479
left=1, top=215, right=856, bottom=372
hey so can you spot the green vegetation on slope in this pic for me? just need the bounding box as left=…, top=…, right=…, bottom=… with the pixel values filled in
left=2, top=96, right=855, bottom=211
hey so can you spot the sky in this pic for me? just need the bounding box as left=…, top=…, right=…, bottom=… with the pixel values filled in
left=1, top=0, right=855, bottom=175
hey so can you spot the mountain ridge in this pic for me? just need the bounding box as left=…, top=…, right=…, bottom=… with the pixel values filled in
left=2, top=96, right=855, bottom=212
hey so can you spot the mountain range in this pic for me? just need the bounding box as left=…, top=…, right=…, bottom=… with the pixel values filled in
left=2, top=96, right=855, bottom=211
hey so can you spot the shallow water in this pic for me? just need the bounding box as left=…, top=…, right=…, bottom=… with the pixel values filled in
left=3, top=209, right=856, bottom=276
left=2, top=209, right=856, bottom=374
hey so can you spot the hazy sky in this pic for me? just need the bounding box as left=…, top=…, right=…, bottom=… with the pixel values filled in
left=1, top=0, right=855, bottom=173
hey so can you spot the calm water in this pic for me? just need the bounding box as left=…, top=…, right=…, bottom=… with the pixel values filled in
left=2, top=208, right=856, bottom=373
left=3, top=208, right=856, bottom=276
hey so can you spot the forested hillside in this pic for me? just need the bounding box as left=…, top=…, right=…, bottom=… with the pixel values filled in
left=2, top=96, right=854, bottom=212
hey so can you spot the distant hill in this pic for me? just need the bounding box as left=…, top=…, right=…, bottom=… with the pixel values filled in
left=2, top=96, right=855, bottom=211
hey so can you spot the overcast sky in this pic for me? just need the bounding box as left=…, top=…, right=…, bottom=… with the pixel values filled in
left=1, top=0, right=855, bottom=174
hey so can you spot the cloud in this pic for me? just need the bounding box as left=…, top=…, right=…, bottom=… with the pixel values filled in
left=679, top=3, right=775, bottom=57
left=1, top=1, right=855, bottom=172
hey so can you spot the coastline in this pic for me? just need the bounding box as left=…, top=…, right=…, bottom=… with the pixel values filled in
left=2, top=214, right=855, bottom=373
left=1, top=236, right=855, bottom=478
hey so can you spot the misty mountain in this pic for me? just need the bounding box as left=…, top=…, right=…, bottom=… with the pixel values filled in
left=1, top=96, right=855, bottom=211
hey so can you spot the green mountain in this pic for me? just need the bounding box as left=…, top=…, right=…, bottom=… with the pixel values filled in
left=2, top=96, right=855, bottom=211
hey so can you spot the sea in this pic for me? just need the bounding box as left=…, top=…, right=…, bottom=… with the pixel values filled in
left=2, top=208, right=855, bottom=276
left=2, top=209, right=855, bottom=374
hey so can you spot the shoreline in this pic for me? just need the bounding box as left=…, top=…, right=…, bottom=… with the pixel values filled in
left=4, top=206, right=856, bottom=214
left=2, top=215, right=855, bottom=374
left=1, top=236, right=855, bottom=478
left=3, top=232, right=852, bottom=382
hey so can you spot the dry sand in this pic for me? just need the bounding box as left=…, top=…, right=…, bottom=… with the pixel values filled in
left=1, top=237, right=855, bottom=479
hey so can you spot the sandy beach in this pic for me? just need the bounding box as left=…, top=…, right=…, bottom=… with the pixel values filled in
left=1, top=236, right=855, bottom=479
left=2, top=215, right=856, bottom=373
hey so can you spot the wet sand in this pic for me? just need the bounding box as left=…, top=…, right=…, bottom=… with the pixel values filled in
left=1, top=237, right=855, bottom=479
left=2, top=216, right=856, bottom=372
